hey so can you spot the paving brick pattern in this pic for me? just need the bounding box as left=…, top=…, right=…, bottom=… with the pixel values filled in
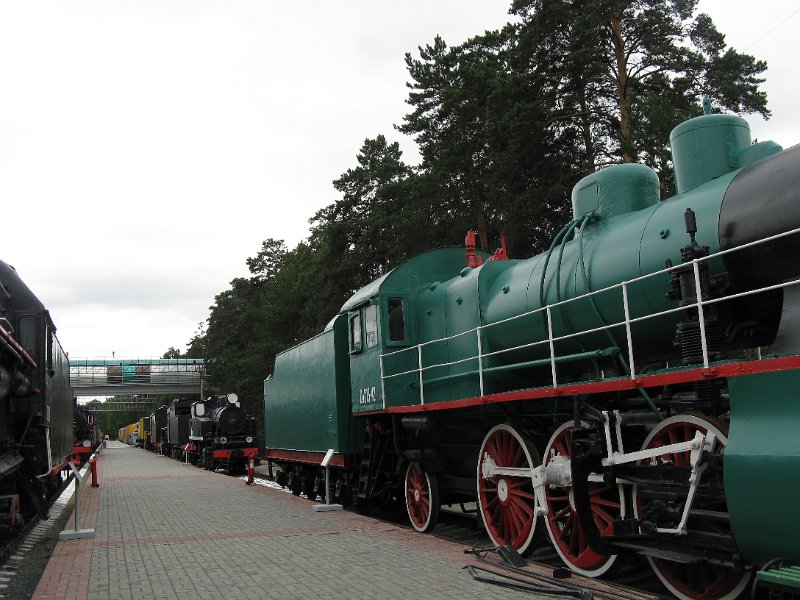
left=32, top=442, right=539, bottom=599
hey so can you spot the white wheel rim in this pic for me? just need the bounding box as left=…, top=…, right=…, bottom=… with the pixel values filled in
left=405, top=463, right=432, bottom=532
left=477, top=423, right=539, bottom=553
left=634, top=415, right=751, bottom=600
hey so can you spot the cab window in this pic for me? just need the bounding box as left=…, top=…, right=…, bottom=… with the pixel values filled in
left=364, top=304, right=378, bottom=348
left=350, top=312, right=362, bottom=353
left=19, top=315, right=37, bottom=357
left=388, top=298, right=406, bottom=341
left=46, top=326, right=54, bottom=374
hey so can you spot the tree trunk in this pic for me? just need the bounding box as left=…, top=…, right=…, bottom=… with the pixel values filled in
left=576, top=75, right=596, bottom=172
left=609, top=7, right=634, bottom=163
left=475, top=207, right=489, bottom=251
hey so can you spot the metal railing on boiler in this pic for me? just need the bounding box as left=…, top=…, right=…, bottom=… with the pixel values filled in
left=379, top=227, right=800, bottom=409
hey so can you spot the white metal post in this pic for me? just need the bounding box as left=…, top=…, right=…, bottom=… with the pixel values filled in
left=418, top=345, right=425, bottom=405
left=59, top=463, right=95, bottom=540
left=312, top=449, right=342, bottom=512
left=622, top=282, right=636, bottom=379
left=476, top=327, right=485, bottom=396
left=546, top=306, right=557, bottom=388
left=74, top=476, right=81, bottom=530
left=692, top=260, right=710, bottom=368
left=379, top=355, right=386, bottom=409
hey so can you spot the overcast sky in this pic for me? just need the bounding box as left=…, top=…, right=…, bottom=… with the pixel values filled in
left=1, top=1, right=798, bottom=362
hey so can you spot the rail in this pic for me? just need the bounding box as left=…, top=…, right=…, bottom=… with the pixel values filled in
left=379, top=226, right=800, bottom=408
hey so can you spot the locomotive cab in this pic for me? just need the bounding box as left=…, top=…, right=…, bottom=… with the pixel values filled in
left=343, top=246, right=493, bottom=413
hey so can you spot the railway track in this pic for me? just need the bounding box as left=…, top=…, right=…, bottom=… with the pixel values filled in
left=0, top=470, right=81, bottom=599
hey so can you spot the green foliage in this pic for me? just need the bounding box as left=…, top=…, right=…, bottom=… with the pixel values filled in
left=85, top=395, right=166, bottom=439
left=162, top=347, right=181, bottom=359
left=398, top=28, right=579, bottom=255
left=188, top=0, right=769, bottom=418
left=510, top=0, right=768, bottom=194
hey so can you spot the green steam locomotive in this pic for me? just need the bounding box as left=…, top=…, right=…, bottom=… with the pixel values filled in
left=264, top=106, right=800, bottom=600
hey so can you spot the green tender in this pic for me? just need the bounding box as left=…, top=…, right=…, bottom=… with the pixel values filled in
left=726, top=369, right=800, bottom=564
left=263, top=314, right=356, bottom=454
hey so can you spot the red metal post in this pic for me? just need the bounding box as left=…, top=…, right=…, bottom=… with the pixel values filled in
left=246, top=457, right=255, bottom=485
left=464, top=231, right=483, bottom=268
left=487, top=233, right=509, bottom=262
left=90, top=456, right=99, bottom=488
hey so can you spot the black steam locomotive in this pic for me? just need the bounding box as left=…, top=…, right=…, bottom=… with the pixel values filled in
left=188, top=394, right=258, bottom=474
left=0, top=260, right=74, bottom=533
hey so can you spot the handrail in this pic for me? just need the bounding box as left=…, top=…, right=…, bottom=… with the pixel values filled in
left=380, top=228, right=800, bottom=406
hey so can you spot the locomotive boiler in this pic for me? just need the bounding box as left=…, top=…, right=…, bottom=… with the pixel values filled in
left=264, top=106, right=800, bottom=600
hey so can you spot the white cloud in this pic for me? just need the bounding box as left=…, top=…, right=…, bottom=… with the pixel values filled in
left=1, top=1, right=797, bottom=361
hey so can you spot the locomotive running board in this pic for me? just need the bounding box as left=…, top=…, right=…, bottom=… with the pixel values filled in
left=360, top=354, right=800, bottom=416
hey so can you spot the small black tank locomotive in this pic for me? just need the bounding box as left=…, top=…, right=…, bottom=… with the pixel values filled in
left=188, top=394, right=258, bottom=474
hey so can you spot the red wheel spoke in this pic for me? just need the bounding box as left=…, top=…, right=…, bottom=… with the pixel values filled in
left=510, top=495, right=535, bottom=518
left=507, top=505, right=525, bottom=534
left=568, top=513, right=580, bottom=552
left=590, top=496, right=621, bottom=509
left=500, top=433, right=511, bottom=465
left=553, top=505, right=571, bottom=521
left=511, top=444, right=523, bottom=468
left=592, top=507, right=616, bottom=530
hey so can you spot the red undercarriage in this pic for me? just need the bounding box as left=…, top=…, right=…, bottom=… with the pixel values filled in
left=182, top=445, right=259, bottom=459
left=212, top=448, right=259, bottom=459
left=53, top=454, right=80, bottom=475
left=71, top=446, right=92, bottom=464
left=181, top=444, right=258, bottom=459
left=266, top=449, right=346, bottom=467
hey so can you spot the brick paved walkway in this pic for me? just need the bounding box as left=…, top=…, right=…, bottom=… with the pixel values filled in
left=32, top=442, right=545, bottom=600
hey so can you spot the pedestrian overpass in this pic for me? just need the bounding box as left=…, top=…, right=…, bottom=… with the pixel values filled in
left=70, top=358, right=207, bottom=397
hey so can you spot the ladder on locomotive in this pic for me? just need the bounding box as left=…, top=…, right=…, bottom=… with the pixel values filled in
left=356, top=428, right=390, bottom=501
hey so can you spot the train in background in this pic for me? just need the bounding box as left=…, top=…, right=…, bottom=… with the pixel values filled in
left=118, top=422, right=139, bottom=446
left=0, top=260, right=76, bottom=534
left=262, top=107, right=800, bottom=599
left=119, top=394, right=259, bottom=477
left=72, top=405, right=98, bottom=466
